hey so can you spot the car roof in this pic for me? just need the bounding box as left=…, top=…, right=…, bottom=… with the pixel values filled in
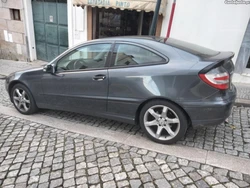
left=95, top=36, right=218, bottom=55
left=91, top=36, right=164, bottom=43
left=77, top=36, right=219, bottom=59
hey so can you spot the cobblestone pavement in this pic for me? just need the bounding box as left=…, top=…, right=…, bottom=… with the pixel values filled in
left=0, top=114, right=250, bottom=188
left=0, top=79, right=250, bottom=159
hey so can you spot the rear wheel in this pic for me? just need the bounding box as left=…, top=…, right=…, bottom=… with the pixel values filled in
left=11, top=84, right=38, bottom=115
left=139, top=100, right=188, bottom=144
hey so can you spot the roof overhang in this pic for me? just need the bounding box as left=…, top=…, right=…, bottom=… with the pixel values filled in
left=72, top=0, right=167, bottom=15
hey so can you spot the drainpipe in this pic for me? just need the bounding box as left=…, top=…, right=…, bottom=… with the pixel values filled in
left=149, top=0, right=162, bottom=36
left=22, top=0, right=30, bottom=62
left=166, top=0, right=176, bottom=38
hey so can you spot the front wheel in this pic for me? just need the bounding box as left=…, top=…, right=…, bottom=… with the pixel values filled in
left=139, top=100, right=188, bottom=144
left=11, top=84, right=38, bottom=115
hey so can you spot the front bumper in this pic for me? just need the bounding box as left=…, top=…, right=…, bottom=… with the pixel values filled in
left=5, top=73, right=16, bottom=100
left=182, top=85, right=237, bottom=128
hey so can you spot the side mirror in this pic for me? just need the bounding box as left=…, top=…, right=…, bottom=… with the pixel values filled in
left=43, top=64, right=55, bottom=74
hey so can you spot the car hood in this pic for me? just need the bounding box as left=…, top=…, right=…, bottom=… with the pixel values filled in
left=13, top=67, right=43, bottom=76
left=6, top=67, right=43, bottom=82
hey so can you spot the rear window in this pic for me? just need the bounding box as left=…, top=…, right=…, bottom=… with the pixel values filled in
left=162, top=38, right=219, bottom=58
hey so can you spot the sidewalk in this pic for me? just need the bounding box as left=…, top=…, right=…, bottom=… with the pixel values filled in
left=234, top=83, right=250, bottom=107
left=0, top=59, right=46, bottom=77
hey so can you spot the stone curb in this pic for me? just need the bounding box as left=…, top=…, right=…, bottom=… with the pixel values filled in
left=0, top=74, right=6, bottom=80
left=235, top=99, right=250, bottom=107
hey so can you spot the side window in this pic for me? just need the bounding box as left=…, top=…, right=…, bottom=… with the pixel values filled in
left=113, top=44, right=165, bottom=67
left=56, top=43, right=111, bottom=71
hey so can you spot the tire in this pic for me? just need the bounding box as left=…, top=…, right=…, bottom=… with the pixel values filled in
left=139, top=100, right=188, bottom=144
left=11, top=83, right=38, bottom=115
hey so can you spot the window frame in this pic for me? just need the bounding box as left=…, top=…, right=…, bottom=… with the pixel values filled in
left=10, top=9, right=21, bottom=21
left=108, top=42, right=168, bottom=69
left=54, top=42, right=114, bottom=73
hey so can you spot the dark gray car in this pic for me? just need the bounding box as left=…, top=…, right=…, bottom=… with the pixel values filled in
left=5, top=36, right=237, bottom=144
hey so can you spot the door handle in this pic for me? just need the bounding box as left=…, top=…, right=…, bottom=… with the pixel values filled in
left=93, top=74, right=106, bottom=81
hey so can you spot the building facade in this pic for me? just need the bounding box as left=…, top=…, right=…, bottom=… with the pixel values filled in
left=161, top=0, right=250, bottom=75
left=69, top=0, right=166, bottom=48
left=0, top=0, right=250, bottom=77
left=0, top=0, right=28, bottom=61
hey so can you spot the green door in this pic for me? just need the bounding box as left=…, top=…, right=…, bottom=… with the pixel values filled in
left=32, top=0, right=68, bottom=61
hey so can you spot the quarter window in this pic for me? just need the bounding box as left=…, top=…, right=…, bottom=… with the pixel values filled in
left=56, top=43, right=111, bottom=71
left=113, top=44, right=165, bottom=67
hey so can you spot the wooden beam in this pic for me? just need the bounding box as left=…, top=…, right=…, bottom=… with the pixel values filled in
left=156, top=15, right=163, bottom=37
left=87, top=6, right=93, bottom=40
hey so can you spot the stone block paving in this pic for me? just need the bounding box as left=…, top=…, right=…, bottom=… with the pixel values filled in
left=0, top=114, right=250, bottom=188
left=0, top=79, right=250, bottom=159
left=178, top=106, right=250, bottom=159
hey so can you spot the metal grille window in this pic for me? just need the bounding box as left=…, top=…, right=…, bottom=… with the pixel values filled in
left=10, top=9, right=21, bottom=21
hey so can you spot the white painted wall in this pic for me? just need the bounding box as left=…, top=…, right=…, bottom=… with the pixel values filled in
left=23, top=0, right=37, bottom=61
left=161, top=0, right=174, bottom=38
left=160, top=0, right=250, bottom=63
left=68, top=0, right=88, bottom=48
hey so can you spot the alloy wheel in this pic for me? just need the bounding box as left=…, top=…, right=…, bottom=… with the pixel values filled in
left=143, top=105, right=180, bottom=141
left=13, top=88, right=30, bottom=113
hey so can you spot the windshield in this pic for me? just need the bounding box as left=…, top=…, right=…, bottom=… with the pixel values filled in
left=162, top=38, right=219, bottom=58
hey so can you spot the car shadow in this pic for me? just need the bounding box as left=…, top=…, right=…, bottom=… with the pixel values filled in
left=37, top=107, right=249, bottom=159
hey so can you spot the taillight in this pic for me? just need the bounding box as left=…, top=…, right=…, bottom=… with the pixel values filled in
left=199, top=67, right=229, bottom=90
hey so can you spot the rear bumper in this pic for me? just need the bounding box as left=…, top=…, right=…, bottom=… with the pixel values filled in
left=182, top=85, right=237, bottom=128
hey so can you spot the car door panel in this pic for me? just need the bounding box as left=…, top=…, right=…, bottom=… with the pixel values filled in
left=41, top=72, right=68, bottom=108
left=61, top=70, right=108, bottom=113
left=42, top=43, right=112, bottom=113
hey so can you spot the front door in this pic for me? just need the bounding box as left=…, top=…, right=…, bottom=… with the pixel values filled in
left=52, top=43, right=112, bottom=113
left=58, top=70, right=108, bottom=113
left=41, top=71, right=67, bottom=108
left=32, top=0, right=68, bottom=61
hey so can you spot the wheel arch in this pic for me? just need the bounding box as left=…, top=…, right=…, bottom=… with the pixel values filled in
left=135, top=97, right=192, bottom=126
left=8, top=81, right=30, bottom=102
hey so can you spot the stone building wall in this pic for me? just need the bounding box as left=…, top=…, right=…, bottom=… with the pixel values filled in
left=0, top=0, right=27, bottom=61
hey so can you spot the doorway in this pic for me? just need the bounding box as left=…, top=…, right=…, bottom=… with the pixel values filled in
left=32, top=0, right=68, bottom=62
left=235, top=19, right=250, bottom=74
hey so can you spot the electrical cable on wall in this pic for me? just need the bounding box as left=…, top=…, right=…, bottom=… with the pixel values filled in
left=1, top=0, right=8, bottom=3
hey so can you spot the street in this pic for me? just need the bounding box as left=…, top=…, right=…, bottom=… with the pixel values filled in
left=0, top=60, right=250, bottom=187
left=0, top=113, right=250, bottom=188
